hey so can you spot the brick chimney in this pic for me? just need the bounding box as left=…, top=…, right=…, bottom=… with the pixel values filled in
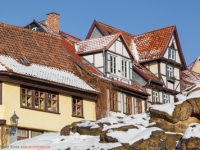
left=46, top=12, right=60, bottom=33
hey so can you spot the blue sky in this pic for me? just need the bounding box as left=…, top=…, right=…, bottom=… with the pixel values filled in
left=0, top=1, right=200, bottom=65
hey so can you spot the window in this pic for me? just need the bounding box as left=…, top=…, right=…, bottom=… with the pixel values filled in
left=31, top=130, right=43, bottom=138
left=72, top=97, right=83, bottom=117
left=17, top=129, right=28, bottom=140
left=163, top=93, right=170, bottom=103
left=152, top=91, right=159, bottom=103
left=110, top=55, right=116, bottom=74
left=135, top=99, right=142, bottom=114
left=34, top=91, right=45, bottom=110
left=168, top=47, right=176, bottom=60
left=110, top=92, right=117, bottom=111
left=21, top=87, right=58, bottom=113
left=123, top=96, right=132, bottom=114
left=47, top=93, right=58, bottom=112
left=122, top=59, right=128, bottom=78
left=167, top=65, right=173, bottom=77
left=21, top=88, right=32, bottom=107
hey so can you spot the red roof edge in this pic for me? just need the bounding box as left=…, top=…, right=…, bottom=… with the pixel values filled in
left=160, top=26, right=187, bottom=70
left=174, top=27, right=187, bottom=70
left=85, top=20, right=107, bottom=39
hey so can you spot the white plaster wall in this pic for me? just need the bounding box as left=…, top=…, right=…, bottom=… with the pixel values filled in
left=142, top=100, right=146, bottom=112
left=170, top=95, right=174, bottom=103
left=176, top=51, right=181, bottom=63
left=94, top=53, right=103, bottom=67
left=116, top=40, right=123, bottom=55
left=122, top=45, right=130, bottom=58
left=159, top=92, right=163, bottom=103
left=83, top=55, right=93, bottom=64
left=174, top=67, right=180, bottom=80
left=168, top=82, right=174, bottom=90
left=161, top=75, right=166, bottom=86
left=149, top=61, right=158, bottom=75
left=160, top=62, right=166, bottom=75
left=109, top=43, right=115, bottom=52
left=163, top=49, right=168, bottom=59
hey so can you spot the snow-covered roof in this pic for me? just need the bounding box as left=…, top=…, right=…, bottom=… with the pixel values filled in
left=0, top=55, right=96, bottom=92
left=76, top=34, right=118, bottom=53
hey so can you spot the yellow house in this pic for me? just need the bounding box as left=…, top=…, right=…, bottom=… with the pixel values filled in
left=0, top=22, right=98, bottom=143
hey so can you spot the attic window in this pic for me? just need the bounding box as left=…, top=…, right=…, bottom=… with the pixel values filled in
left=32, top=27, right=39, bottom=31
left=108, top=32, right=112, bottom=35
left=20, top=58, right=29, bottom=65
left=171, top=43, right=175, bottom=49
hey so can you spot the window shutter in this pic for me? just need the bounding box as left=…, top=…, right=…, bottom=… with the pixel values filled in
left=117, top=92, right=121, bottom=112
left=129, top=62, right=133, bottom=80
left=123, top=94, right=126, bottom=113
left=106, top=53, right=111, bottom=73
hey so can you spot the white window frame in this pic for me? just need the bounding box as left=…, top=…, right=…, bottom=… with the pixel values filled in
left=110, top=55, right=117, bottom=74
left=168, top=48, right=175, bottom=60
left=152, top=91, right=159, bottom=103
left=167, top=65, right=173, bottom=77
left=122, top=59, right=128, bottom=78
left=163, top=93, right=169, bottom=103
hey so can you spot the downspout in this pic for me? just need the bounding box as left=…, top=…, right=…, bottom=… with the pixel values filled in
left=103, top=50, right=106, bottom=76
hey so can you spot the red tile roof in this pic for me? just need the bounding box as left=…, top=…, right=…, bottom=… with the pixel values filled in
left=0, top=22, right=74, bottom=72
left=77, top=34, right=119, bottom=54
left=96, top=21, right=174, bottom=62
left=111, top=80, right=149, bottom=95
left=181, top=70, right=200, bottom=85
left=95, top=21, right=135, bottom=46
left=133, top=64, right=162, bottom=84
left=36, top=20, right=150, bottom=96
left=133, top=26, right=174, bottom=62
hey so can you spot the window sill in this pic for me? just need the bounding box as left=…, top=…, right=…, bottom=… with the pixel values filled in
left=21, top=106, right=60, bottom=114
left=167, top=79, right=175, bottom=84
left=71, top=115, right=85, bottom=119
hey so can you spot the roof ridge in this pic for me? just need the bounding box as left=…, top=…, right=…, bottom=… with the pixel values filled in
left=59, top=30, right=82, bottom=41
left=0, top=22, right=60, bottom=39
left=96, top=20, right=135, bottom=37
left=134, top=25, right=175, bottom=37
left=77, top=33, right=119, bottom=43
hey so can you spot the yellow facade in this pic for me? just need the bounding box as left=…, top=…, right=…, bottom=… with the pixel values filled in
left=0, top=82, right=96, bottom=132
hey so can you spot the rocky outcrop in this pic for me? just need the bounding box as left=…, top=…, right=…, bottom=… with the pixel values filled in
left=150, top=101, right=192, bottom=124
left=60, top=85, right=200, bottom=150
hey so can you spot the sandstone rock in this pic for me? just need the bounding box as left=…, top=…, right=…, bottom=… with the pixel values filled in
left=165, top=133, right=182, bottom=150
left=150, top=101, right=192, bottom=124
left=181, top=137, right=200, bottom=150
left=187, top=98, right=200, bottom=118
left=60, top=125, right=71, bottom=136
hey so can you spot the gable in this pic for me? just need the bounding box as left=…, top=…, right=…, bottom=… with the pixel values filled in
left=90, top=27, right=103, bottom=39
left=108, top=37, right=131, bottom=59
left=24, top=20, right=46, bottom=32
left=163, top=35, right=181, bottom=63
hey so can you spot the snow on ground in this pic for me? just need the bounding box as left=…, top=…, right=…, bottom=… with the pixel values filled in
left=182, top=123, right=200, bottom=139
left=107, top=127, right=162, bottom=145
left=4, top=113, right=161, bottom=150
left=4, top=132, right=121, bottom=150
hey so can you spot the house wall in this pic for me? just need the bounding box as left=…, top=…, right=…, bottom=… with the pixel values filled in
left=0, top=82, right=96, bottom=132
left=144, top=61, right=158, bottom=77
left=191, top=60, right=200, bottom=73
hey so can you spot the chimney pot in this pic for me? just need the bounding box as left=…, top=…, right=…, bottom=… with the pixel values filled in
left=46, top=12, right=60, bottom=33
